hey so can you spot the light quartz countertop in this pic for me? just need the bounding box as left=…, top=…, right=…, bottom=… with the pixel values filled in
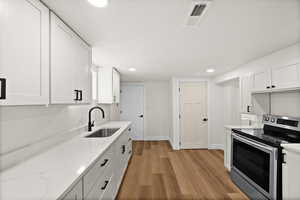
left=281, top=144, right=300, bottom=154
left=0, top=121, right=131, bottom=200
left=224, top=124, right=263, bottom=130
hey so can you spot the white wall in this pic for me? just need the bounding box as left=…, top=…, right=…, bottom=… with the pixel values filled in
left=271, top=91, right=300, bottom=117
left=110, top=103, right=121, bottom=120
left=144, top=81, right=171, bottom=140
left=0, top=103, right=113, bottom=170
left=221, top=79, right=241, bottom=125
left=208, top=81, right=226, bottom=149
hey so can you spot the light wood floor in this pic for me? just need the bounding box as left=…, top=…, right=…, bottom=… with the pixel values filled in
left=117, top=141, right=249, bottom=200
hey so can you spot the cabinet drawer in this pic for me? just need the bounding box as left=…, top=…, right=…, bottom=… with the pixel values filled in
left=83, top=146, right=113, bottom=196
left=85, top=168, right=113, bottom=200
left=100, top=174, right=115, bottom=200
left=121, top=129, right=131, bottom=143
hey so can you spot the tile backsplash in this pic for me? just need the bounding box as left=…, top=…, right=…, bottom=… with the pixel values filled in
left=271, top=91, right=300, bottom=117
left=0, top=103, right=113, bottom=171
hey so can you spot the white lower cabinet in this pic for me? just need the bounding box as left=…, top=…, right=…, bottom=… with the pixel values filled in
left=83, top=146, right=114, bottom=197
left=62, top=127, right=132, bottom=200
left=85, top=168, right=113, bottom=200
left=62, top=180, right=83, bottom=200
left=282, top=148, right=300, bottom=200
left=224, top=127, right=232, bottom=171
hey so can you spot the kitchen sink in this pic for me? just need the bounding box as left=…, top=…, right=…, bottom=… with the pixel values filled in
left=85, top=128, right=120, bottom=138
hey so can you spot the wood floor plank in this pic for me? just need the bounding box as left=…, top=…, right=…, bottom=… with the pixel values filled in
left=152, top=174, right=168, bottom=200
left=117, top=141, right=249, bottom=200
left=167, top=151, right=198, bottom=197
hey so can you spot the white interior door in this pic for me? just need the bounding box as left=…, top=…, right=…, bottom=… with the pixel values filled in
left=180, top=82, right=208, bottom=149
left=120, top=85, right=144, bottom=140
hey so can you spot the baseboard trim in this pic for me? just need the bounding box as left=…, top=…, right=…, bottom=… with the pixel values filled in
left=143, top=136, right=169, bottom=141
left=209, top=144, right=225, bottom=150
left=168, top=139, right=174, bottom=149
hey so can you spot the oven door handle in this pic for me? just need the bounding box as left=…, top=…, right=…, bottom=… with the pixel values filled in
left=232, top=133, right=276, bottom=152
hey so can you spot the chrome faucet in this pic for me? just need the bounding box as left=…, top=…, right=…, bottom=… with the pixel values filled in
left=88, top=106, right=105, bottom=132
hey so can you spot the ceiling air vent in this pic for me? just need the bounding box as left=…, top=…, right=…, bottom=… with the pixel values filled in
left=186, top=0, right=211, bottom=26
left=190, top=4, right=206, bottom=17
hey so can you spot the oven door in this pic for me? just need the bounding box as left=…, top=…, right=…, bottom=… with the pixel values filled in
left=231, top=133, right=278, bottom=200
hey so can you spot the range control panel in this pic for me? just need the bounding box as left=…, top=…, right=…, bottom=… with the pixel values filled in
left=263, top=114, right=300, bottom=131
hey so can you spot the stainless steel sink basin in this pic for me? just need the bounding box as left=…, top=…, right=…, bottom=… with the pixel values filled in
left=85, top=128, right=119, bottom=138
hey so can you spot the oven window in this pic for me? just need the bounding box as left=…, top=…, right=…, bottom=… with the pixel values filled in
left=233, top=138, right=270, bottom=192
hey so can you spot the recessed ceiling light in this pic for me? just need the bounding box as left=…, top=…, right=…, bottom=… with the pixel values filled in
left=206, top=68, right=215, bottom=73
left=128, top=68, right=136, bottom=72
left=87, top=0, right=108, bottom=8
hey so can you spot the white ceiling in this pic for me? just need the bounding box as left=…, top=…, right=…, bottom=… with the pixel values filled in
left=43, top=0, right=300, bottom=81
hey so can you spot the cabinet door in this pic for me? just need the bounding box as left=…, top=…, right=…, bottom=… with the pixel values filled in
left=50, top=13, right=91, bottom=104
left=251, top=69, right=271, bottom=92
left=112, top=69, right=120, bottom=103
left=271, top=63, right=300, bottom=90
left=240, top=75, right=252, bottom=113
left=282, top=150, right=300, bottom=200
left=224, top=129, right=232, bottom=171
left=100, top=176, right=114, bottom=200
left=50, top=13, right=77, bottom=104
left=62, top=180, right=83, bottom=200
left=98, top=67, right=113, bottom=104
left=0, top=0, right=49, bottom=105
left=73, top=37, right=91, bottom=104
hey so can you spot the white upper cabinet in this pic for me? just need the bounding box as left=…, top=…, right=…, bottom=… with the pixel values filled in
left=113, top=69, right=121, bottom=103
left=98, top=67, right=120, bottom=104
left=251, top=62, right=300, bottom=93
left=0, top=0, right=49, bottom=105
left=50, top=12, right=91, bottom=104
left=271, top=63, right=300, bottom=90
left=251, top=69, right=271, bottom=92
left=240, top=74, right=252, bottom=113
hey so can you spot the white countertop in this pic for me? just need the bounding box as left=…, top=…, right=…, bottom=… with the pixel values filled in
left=0, top=121, right=131, bottom=200
left=281, top=144, right=300, bottom=154
left=224, top=124, right=263, bottom=130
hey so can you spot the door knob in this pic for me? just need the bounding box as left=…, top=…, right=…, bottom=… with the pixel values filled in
left=203, top=118, right=208, bottom=122
left=139, top=115, right=144, bottom=118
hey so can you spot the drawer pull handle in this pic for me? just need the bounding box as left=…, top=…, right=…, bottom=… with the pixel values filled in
left=128, top=150, right=132, bottom=154
left=0, top=78, right=6, bottom=100
left=100, top=159, right=109, bottom=167
left=74, top=90, right=79, bottom=101
left=128, top=128, right=131, bottom=131
left=128, top=138, right=132, bottom=142
left=122, top=145, right=126, bottom=154
left=101, top=180, right=109, bottom=190
left=79, top=90, right=83, bottom=101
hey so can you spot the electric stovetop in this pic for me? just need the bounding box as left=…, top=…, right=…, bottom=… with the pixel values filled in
left=232, top=125, right=300, bottom=147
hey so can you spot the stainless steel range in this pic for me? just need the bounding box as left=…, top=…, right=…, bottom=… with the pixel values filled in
left=231, top=115, right=300, bottom=200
